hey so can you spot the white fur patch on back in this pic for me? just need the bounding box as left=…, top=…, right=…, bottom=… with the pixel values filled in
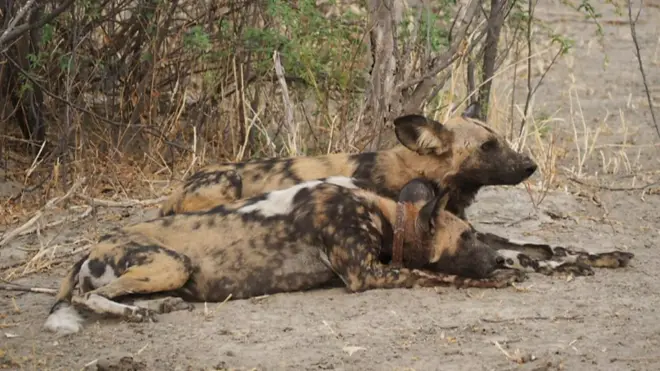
left=237, top=177, right=359, bottom=217
left=237, top=180, right=324, bottom=217
left=78, top=260, right=118, bottom=290
left=43, top=304, right=84, bottom=335
left=323, top=176, right=359, bottom=189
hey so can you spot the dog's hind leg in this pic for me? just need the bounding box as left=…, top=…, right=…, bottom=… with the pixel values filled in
left=476, top=231, right=634, bottom=271
left=74, top=245, right=194, bottom=322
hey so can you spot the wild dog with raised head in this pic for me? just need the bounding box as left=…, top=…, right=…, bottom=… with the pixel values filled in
left=160, top=104, right=537, bottom=220
left=158, top=104, right=634, bottom=275
left=43, top=177, right=524, bottom=336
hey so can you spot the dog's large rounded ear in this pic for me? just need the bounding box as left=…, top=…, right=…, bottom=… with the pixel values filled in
left=416, top=189, right=450, bottom=235
left=461, top=101, right=481, bottom=119
left=393, top=114, right=453, bottom=155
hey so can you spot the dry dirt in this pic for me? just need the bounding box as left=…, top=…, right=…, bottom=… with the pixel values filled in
left=2, top=1, right=660, bottom=370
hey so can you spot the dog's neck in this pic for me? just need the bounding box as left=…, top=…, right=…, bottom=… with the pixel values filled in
left=385, top=147, right=435, bottom=185
left=391, top=202, right=423, bottom=267
left=376, top=199, right=422, bottom=264
left=438, top=174, right=482, bottom=220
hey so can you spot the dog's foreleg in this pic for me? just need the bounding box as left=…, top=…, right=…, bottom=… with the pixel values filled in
left=411, top=269, right=527, bottom=289
left=333, top=264, right=526, bottom=291
left=496, top=249, right=595, bottom=277
left=325, top=228, right=523, bottom=292
left=477, top=231, right=634, bottom=270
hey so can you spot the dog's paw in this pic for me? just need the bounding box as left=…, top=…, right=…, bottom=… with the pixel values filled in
left=133, top=296, right=194, bottom=314
left=584, top=251, right=634, bottom=268
left=454, top=269, right=527, bottom=290
left=159, top=297, right=194, bottom=313
left=552, top=261, right=595, bottom=277
left=490, top=269, right=528, bottom=287
left=125, top=306, right=158, bottom=323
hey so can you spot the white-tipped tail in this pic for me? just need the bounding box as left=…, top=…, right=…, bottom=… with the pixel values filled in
left=43, top=303, right=84, bottom=335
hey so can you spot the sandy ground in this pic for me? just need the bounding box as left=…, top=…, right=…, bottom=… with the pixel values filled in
left=2, top=1, right=660, bottom=370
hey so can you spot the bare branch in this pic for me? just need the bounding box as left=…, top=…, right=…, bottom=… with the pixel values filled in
left=77, top=195, right=167, bottom=208
left=478, top=0, right=508, bottom=120
left=0, top=0, right=76, bottom=52
left=1, top=52, right=192, bottom=153
left=627, top=0, right=660, bottom=139
left=0, top=283, right=56, bottom=295
left=273, top=50, right=298, bottom=156
left=0, top=177, right=86, bottom=248
left=0, top=0, right=37, bottom=50
left=403, top=4, right=488, bottom=114
left=398, top=0, right=483, bottom=93
left=518, top=0, right=537, bottom=137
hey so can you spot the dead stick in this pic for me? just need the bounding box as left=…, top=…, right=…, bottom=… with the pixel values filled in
left=569, top=177, right=659, bottom=191
left=1, top=244, right=90, bottom=275
left=481, top=315, right=582, bottom=323
left=493, top=340, right=522, bottom=363
left=77, top=195, right=167, bottom=208
left=627, top=0, right=660, bottom=139
left=0, top=284, right=56, bottom=295
left=16, top=205, right=93, bottom=238
left=0, top=177, right=86, bottom=248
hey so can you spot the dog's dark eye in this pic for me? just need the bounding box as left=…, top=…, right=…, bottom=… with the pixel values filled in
left=480, top=140, right=497, bottom=151
left=460, top=230, right=471, bottom=241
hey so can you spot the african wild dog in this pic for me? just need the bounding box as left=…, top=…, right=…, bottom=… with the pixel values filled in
left=158, top=104, right=634, bottom=275
left=159, top=104, right=538, bottom=220
left=43, top=177, right=525, bottom=336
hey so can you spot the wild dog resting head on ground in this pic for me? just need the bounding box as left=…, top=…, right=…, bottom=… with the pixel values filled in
left=43, top=177, right=522, bottom=336
left=159, top=103, right=537, bottom=220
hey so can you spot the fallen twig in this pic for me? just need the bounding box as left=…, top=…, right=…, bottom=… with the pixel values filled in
left=2, top=243, right=91, bottom=280
left=569, top=177, right=659, bottom=192
left=82, top=359, right=98, bottom=369
left=481, top=315, right=583, bottom=323
left=611, top=356, right=660, bottom=363
left=0, top=260, right=29, bottom=272
left=492, top=340, right=521, bottom=362
left=18, top=244, right=91, bottom=278
left=77, top=195, right=167, bottom=208
left=15, top=206, right=93, bottom=239
left=0, top=177, right=86, bottom=248
left=0, top=283, right=56, bottom=295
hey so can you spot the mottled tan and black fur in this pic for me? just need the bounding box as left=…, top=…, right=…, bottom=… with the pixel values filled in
left=43, top=177, right=523, bottom=335
left=159, top=104, right=634, bottom=276
left=160, top=105, right=537, bottom=220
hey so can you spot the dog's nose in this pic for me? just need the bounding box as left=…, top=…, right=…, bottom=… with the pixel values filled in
left=524, top=162, right=538, bottom=176
left=496, top=256, right=505, bottom=266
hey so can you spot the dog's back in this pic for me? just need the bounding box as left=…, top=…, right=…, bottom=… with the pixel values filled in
left=81, top=177, right=390, bottom=301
